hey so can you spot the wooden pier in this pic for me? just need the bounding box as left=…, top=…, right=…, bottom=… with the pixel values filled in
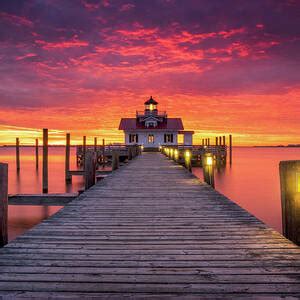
left=0, top=153, right=300, bottom=298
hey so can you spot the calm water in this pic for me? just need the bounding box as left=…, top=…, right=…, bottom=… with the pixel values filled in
left=1, top=146, right=300, bottom=239
left=0, top=146, right=83, bottom=241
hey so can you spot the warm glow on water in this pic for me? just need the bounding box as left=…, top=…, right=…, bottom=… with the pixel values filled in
left=1, top=146, right=300, bottom=240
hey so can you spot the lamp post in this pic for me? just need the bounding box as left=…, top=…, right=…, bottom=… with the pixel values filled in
left=203, top=153, right=215, bottom=188
left=184, top=150, right=192, bottom=172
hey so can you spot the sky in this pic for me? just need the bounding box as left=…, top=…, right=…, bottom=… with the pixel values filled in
left=0, top=0, right=299, bottom=146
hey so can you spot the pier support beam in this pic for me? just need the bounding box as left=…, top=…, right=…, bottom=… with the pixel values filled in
left=35, top=138, right=39, bottom=170
left=84, top=151, right=96, bottom=190
left=229, top=134, right=232, bottom=165
left=112, top=151, right=119, bottom=171
left=102, top=139, right=105, bottom=167
left=82, top=136, right=86, bottom=168
left=279, top=160, right=300, bottom=246
left=94, top=137, right=97, bottom=152
left=65, top=133, right=71, bottom=183
left=0, top=163, right=8, bottom=247
left=42, top=128, right=48, bottom=193
left=16, top=138, right=20, bottom=172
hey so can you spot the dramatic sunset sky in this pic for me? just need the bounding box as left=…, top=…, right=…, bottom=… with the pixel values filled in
left=0, top=0, right=299, bottom=145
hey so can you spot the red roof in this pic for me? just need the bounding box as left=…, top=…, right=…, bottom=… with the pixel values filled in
left=119, top=118, right=184, bottom=131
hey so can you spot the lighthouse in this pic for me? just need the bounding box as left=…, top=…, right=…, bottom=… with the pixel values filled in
left=119, top=96, right=193, bottom=150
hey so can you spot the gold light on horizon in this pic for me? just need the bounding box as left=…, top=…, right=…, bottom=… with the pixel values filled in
left=297, top=173, right=300, bottom=193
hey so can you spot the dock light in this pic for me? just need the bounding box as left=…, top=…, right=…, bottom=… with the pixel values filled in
left=185, top=150, right=191, bottom=158
left=206, top=156, right=213, bottom=166
left=174, top=149, right=179, bottom=160
left=297, top=173, right=300, bottom=193
left=170, top=148, right=174, bottom=158
left=141, top=145, right=144, bottom=151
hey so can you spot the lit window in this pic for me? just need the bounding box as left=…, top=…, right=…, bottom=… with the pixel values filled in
left=148, top=134, right=154, bottom=143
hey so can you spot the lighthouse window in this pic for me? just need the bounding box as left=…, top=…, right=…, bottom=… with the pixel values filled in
left=148, top=134, right=154, bottom=143
left=164, top=134, right=174, bottom=143
left=129, top=134, right=138, bottom=143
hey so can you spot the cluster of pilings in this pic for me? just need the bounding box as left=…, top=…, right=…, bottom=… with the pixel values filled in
left=13, top=129, right=141, bottom=193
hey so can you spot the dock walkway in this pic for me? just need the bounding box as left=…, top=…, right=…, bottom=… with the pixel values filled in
left=0, top=153, right=300, bottom=298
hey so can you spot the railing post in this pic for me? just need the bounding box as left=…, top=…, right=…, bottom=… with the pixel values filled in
left=128, top=146, right=133, bottom=160
left=215, top=137, right=218, bottom=146
left=202, top=153, right=215, bottom=188
left=0, top=163, right=8, bottom=247
left=65, top=133, right=71, bottom=183
left=35, top=138, right=39, bottom=170
left=84, top=151, right=96, bottom=190
left=112, top=151, right=119, bottom=171
left=16, top=137, right=20, bottom=172
left=42, top=128, right=48, bottom=193
left=279, top=160, right=300, bottom=245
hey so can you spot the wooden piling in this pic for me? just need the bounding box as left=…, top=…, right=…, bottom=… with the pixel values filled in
left=279, top=160, right=300, bottom=245
left=215, top=137, right=218, bottom=146
left=102, top=139, right=105, bottom=167
left=112, top=151, right=119, bottom=171
left=16, top=138, right=20, bottom=172
left=0, top=163, right=8, bottom=247
left=65, top=133, right=71, bottom=183
left=82, top=136, right=86, bottom=167
left=94, top=137, right=97, bottom=152
left=208, top=138, right=210, bottom=146
left=42, top=128, right=48, bottom=193
left=84, top=151, right=96, bottom=190
left=229, top=134, right=232, bottom=165
left=202, top=139, right=204, bottom=146
left=128, top=146, right=133, bottom=160
left=219, top=136, right=222, bottom=146
left=202, top=153, right=215, bottom=188
left=35, top=138, right=39, bottom=170
left=223, top=136, right=226, bottom=146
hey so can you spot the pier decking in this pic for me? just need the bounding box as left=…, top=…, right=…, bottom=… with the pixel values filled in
left=0, top=153, right=300, bottom=298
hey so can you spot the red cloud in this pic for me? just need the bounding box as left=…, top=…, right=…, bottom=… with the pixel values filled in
left=35, top=38, right=89, bottom=50
left=0, top=12, right=33, bottom=27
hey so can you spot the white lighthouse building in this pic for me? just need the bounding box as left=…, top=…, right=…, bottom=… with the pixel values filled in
left=119, top=96, right=193, bottom=150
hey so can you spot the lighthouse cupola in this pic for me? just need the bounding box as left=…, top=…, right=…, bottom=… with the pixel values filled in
left=144, top=96, right=158, bottom=113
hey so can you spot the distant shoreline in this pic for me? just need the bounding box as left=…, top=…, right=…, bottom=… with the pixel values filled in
left=1, top=145, right=300, bottom=148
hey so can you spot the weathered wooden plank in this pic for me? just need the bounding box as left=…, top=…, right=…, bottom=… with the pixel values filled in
left=8, top=194, right=77, bottom=205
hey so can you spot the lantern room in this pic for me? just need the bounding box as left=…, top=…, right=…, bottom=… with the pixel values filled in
left=144, top=96, right=158, bottom=112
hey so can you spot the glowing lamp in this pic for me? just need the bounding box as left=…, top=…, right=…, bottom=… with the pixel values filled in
left=141, top=145, right=144, bottom=151
left=149, top=104, right=154, bottom=111
left=185, top=150, right=191, bottom=158
left=206, top=156, right=213, bottom=166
